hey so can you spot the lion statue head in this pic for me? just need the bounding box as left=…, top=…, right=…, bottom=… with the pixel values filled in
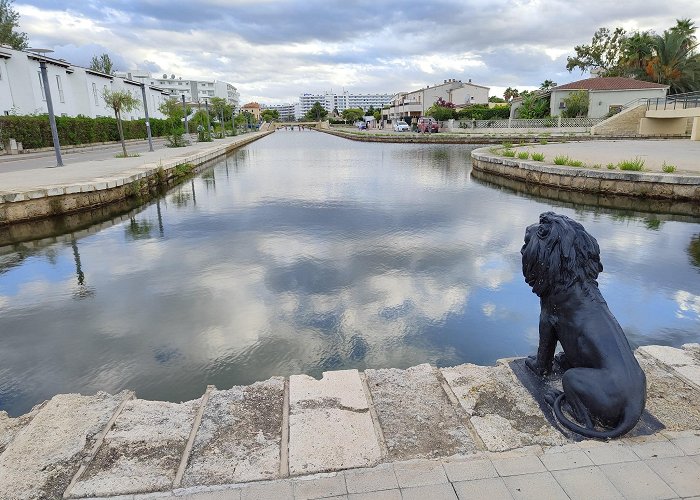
left=521, top=212, right=603, bottom=297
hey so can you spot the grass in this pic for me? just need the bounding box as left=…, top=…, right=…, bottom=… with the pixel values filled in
left=607, top=163, right=616, bottom=170
left=591, top=163, right=602, bottom=169
left=567, top=159, right=584, bottom=167
left=617, top=157, right=645, bottom=171
left=517, top=151, right=529, bottom=160
left=662, top=162, right=677, bottom=173
left=115, top=152, right=140, bottom=158
left=502, top=141, right=513, bottom=149
left=553, top=155, right=569, bottom=165
left=531, top=152, right=545, bottom=161
left=503, top=149, right=516, bottom=157
left=539, top=138, right=548, bottom=145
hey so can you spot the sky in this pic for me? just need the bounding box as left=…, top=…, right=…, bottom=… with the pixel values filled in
left=13, top=0, right=700, bottom=105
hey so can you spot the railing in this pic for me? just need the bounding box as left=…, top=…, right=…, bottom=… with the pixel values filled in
left=456, top=117, right=604, bottom=129
left=646, top=91, right=700, bottom=111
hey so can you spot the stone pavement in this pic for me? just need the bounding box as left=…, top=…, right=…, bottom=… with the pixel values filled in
left=1, top=344, right=699, bottom=499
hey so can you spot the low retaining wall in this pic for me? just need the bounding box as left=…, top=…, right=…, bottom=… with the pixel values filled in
left=471, top=148, right=700, bottom=201
left=0, top=132, right=272, bottom=226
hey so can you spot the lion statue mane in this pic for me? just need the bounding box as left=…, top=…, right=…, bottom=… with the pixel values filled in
left=521, top=212, right=646, bottom=439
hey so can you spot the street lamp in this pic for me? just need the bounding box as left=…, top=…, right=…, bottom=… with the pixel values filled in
left=28, top=48, right=63, bottom=167
left=139, top=83, right=154, bottom=152
left=203, top=97, right=211, bottom=140
left=181, top=94, right=189, bottom=136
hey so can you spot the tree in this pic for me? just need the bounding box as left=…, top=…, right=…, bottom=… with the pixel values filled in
left=561, top=90, right=589, bottom=117
left=540, top=80, right=558, bottom=90
left=503, top=87, right=520, bottom=101
left=304, top=101, right=328, bottom=121
left=645, top=29, right=700, bottom=94
left=516, top=92, right=550, bottom=119
left=209, top=97, right=232, bottom=136
left=158, top=97, right=186, bottom=147
left=620, top=31, right=655, bottom=76
left=488, top=96, right=506, bottom=103
left=341, top=107, right=364, bottom=123
left=102, top=89, right=140, bottom=157
left=0, top=0, right=28, bottom=49
left=89, top=53, right=115, bottom=75
left=670, top=18, right=697, bottom=52
left=566, top=27, right=627, bottom=76
left=261, top=109, right=280, bottom=122
left=426, top=104, right=457, bottom=121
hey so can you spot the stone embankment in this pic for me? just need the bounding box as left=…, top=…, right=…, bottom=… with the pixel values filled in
left=472, top=147, right=700, bottom=201
left=0, top=344, right=698, bottom=498
left=0, top=132, right=273, bottom=226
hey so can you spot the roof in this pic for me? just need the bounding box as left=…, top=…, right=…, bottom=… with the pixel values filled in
left=242, top=102, right=260, bottom=108
left=553, top=77, right=668, bottom=91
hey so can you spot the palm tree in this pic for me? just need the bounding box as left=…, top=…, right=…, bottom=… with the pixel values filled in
left=503, top=87, right=520, bottom=101
left=645, top=30, right=700, bottom=94
left=621, top=31, right=655, bottom=76
left=670, top=18, right=697, bottom=53
left=539, top=80, right=557, bottom=90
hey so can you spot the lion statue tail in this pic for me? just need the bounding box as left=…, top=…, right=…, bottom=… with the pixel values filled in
left=552, top=393, right=644, bottom=439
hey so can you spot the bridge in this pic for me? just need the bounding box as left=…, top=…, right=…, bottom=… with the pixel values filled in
left=259, top=121, right=329, bottom=131
left=642, top=91, right=700, bottom=140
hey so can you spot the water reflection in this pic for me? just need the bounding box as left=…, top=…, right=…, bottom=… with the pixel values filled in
left=1, top=131, right=699, bottom=416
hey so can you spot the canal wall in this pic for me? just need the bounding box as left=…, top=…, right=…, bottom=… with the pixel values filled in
left=0, top=344, right=698, bottom=498
left=0, top=132, right=273, bottom=226
left=471, top=148, right=700, bottom=201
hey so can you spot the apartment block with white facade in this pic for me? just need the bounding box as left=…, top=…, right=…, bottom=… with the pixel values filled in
left=0, top=45, right=171, bottom=119
left=116, top=71, right=240, bottom=110
left=260, top=103, right=296, bottom=121
left=382, top=79, right=489, bottom=122
left=297, top=90, right=393, bottom=117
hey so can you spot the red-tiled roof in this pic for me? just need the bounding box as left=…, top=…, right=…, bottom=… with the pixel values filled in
left=554, top=77, right=668, bottom=91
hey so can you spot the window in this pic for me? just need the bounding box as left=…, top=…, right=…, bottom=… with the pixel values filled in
left=56, top=75, right=64, bottom=103
left=92, top=83, right=99, bottom=105
left=38, top=71, right=46, bottom=101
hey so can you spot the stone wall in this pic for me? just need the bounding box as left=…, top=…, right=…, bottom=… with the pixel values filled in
left=471, top=149, right=700, bottom=201
left=591, top=104, right=647, bottom=136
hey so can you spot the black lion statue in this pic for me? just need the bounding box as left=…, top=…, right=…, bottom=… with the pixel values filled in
left=521, top=212, right=646, bottom=439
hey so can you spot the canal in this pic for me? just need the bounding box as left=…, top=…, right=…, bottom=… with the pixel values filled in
left=1, top=130, right=699, bottom=416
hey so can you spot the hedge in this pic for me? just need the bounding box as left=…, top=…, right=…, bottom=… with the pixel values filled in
left=0, top=115, right=171, bottom=150
left=457, top=106, right=511, bottom=120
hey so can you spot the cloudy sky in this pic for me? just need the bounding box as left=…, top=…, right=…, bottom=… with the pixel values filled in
left=14, top=0, right=700, bottom=104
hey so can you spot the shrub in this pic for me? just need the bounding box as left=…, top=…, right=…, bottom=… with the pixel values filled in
left=502, top=141, right=513, bottom=148
left=503, top=149, right=516, bottom=157
left=539, top=138, right=548, bottom=145
left=607, top=163, right=616, bottom=169
left=617, top=157, right=645, bottom=171
left=517, top=152, right=529, bottom=159
left=531, top=152, right=545, bottom=161
left=567, top=159, right=584, bottom=167
left=662, top=162, right=677, bottom=173
left=457, top=105, right=510, bottom=120
left=553, top=155, right=569, bottom=165
left=561, top=90, right=589, bottom=118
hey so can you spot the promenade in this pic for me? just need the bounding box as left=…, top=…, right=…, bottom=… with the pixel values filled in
left=0, top=344, right=698, bottom=499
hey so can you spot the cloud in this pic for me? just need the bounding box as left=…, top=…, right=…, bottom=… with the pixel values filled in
left=14, top=0, right=700, bottom=103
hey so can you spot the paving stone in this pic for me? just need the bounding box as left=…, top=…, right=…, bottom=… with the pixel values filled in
left=392, top=459, right=449, bottom=488
left=552, top=466, right=623, bottom=500
left=490, top=454, right=546, bottom=476
left=540, top=446, right=593, bottom=471
left=441, top=457, right=498, bottom=481
left=645, top=456, right=700, bottom=497
left=181, top=489, right=242, bottom=499
left=682, top=343, right=700, bottom=361
left=453, top=477, right=513, bottom=500
left=636, top=356, right=700, bottom=431
left=502, top=471, right=569, bottom=500
left=400, top=483, right=457, bottom=500
left=675, top=365, right=700, bottom=389
left=629, top=439, right=685, bottom=460
left=292, top=473, right=347, bottom=499
left=344, top=464, right=398, bottom=493
left=69, top=399, right=199, bottom=497
left=0, top=391, right=132, bottom=500
left=670, top=432, right=700, bottom=455
left=239, top=479, right=293, bottom=500
left=182, top=377, right=284, bottom=486
left=364, top=364, right=476, bottom=460
left=289, top=370, right=381, bottom=475
left=640, top=345, right=697, bottom=367
left=577, top=441, right=639, bottom=465
left=600, top=461, right=678, bottom=499
left=348, top=490, right=401, bottom=500
left=441, top=363, right=567, bottom=452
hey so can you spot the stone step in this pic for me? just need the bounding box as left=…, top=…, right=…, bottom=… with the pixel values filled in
left=0, top=345, right=698, bottom=498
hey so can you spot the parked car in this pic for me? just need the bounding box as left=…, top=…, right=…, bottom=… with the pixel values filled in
left=417, top=117, right=439, bottom=133
left=393, top=120, right=410, bottom=132
left=355, top=121, right=367, bottom=130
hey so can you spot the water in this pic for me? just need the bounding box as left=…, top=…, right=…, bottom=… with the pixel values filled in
left=1, top=131, right=699, bottom=416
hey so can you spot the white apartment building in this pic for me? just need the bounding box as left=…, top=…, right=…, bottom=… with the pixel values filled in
left=382, top=79, right=490, bottom=122
left=117, top=70, right=240, bottom=110
left=260, top=103, right=295, bottom=121
left=0, top=45, right=171, bottom=120
left=297, top=90, right=393, bottom=117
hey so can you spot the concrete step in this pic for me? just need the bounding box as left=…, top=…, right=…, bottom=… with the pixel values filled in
left=0, top=344, right=698, bottom=498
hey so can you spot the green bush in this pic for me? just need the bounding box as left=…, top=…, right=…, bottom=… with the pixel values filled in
left=0, top=115, right=169, bottom=149
left=503, top=149, right=516, bottom=157
left=662, top=162, right=677, bottom=173
left=553, top=155, right=569, bottom=165
left=617, top=157, right=645, bottom=171
left=457, top=105, right=510, bottom=120
left=607, top=163, right=616, bottom=169
left=531, top=152, right=545, bottom=161
left=567, top=159, right=584, bottom=167
left=517, top=152, right=529, bottom=159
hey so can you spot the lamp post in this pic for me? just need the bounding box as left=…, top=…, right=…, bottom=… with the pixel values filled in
left=181, top=94, right=188, bottom=136
left=29, top=48, right=63, bottom=167
left=204, top=98, right=211, bottom=140
left=139, top=83, right=154, bottom=152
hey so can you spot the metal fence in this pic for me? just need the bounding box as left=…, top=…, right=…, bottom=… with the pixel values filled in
left=456, top=117, right=603, bottom=129
left=646, top=91, right=700, bottom=111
